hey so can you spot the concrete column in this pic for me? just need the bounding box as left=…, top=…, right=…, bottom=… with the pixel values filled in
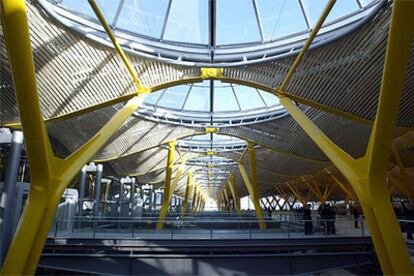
left=119, top=178, right=125, bottom=216
left=78, top=167, right=87, bottom=216
left=141, top=185, right=146, bottom=209
left=93, top=164, right=103, bottom=217
left=130, top=177, right=136, bottom=216
left=148, top=186, right=153, bottom=212
left=0, top=131, right=23, bottom=265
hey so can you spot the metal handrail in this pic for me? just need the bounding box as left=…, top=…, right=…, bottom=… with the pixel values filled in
left=49, top=215, right=368, bottom=240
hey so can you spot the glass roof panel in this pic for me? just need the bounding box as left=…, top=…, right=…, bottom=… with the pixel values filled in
left=49, top=0, right=381, bottom=64
left=259, top=90, right=280, bottom=107
left=163, top=0, right=209, bottom=44
left=256, top=0, right=308, bottom=41
left=234, top=86, right=266, bottom=110
left=116, top=0, right=169, bottom=38
left=359, top=0, right=376, bottom=7
left=302, top=0, right=360, bottom=26
left=216, top=0, right=261, bottom=45
left=136, top=81, right=286, bottom=127
left=190, top=134, right=211, bottom=141
left=96, top=0, right=120, bottom=24
left=183, top=84, right=210, bottom=112
left=61, top=0, right=98, bottom=19
left=157, top=86, right=189, bottom=109
left=143, top=90, right=162, bottom=105
left=213, top=84, right=240, bottom=112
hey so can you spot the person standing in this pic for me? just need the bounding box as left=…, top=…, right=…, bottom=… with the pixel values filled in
left=303, top=204, right=313, bottom=235
left=326, top=203, right=336, bottom=235
left=351, top=205, right=360, bottom=228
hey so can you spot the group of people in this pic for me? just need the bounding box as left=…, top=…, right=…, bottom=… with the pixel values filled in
left=297, top=200, right=414, bottom=237
left=318, top=203, right=337, bottom=235
left=300, top=203, right=337, bottom=235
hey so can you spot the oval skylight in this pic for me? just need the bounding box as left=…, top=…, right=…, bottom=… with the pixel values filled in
left=39, top=0, right=383, bottom=65
left=135, top=80, right=286, bottom=127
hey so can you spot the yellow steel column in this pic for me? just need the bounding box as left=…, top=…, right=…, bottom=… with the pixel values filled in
left=238, top=143, right=266, bottom=229
left=156, top=141, right=176, bottom=230
left=0, top=1, right=146, bottom=273
left=228, top=172, right=241, bottom=215
left=361, top=1, right=414, bottom=272
left=195, top=190, right=202, bottom=211
left=181, top=172, right=193, bottom=217
left=191, top=185, right=198, bottom=212
left=277, top=0, right=414, bottom=273
left=169, top=158, right=186, bottom=199
left=223, top=187, right=231, bottom=212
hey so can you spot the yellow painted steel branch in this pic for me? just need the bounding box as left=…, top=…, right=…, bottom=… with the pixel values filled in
left=156, top=141, right=176, bottom=230
left=191, top=185, right=198, bottom=212
left=286, top=183, right=306, bottom=206
left=279, top=0, right=336, bottom=92
left=223, top=187, right=231, bottom=212
left=280, top=97, right=361, bottom=185
left=88, top=0, right=145, bottom=92
left=228, top=172, right=241, bottom=215
left=302, top=177, right=324, bottom=203
left=325, top=169, right=356, bottom=201
left=359, top=0, right=414, bottom=273
left=181, top=172, right=193, bottom=217
left=169, top=158, right=186, bottom=199
left=324, top=184, right=336, bottom=202
left=0, top=1, right=145, bottom=273
left=238, top=143, right=266, bottom=229
left=279, top=0, right=414, bottom=272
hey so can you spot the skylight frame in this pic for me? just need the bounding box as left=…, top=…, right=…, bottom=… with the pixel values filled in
left=38, top=0, right=386, bottom=66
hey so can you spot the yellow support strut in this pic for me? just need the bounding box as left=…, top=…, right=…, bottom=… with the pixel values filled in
left=181, top=172, right=193, bottom=218
left=0, top=1, right=146, bottom=274
left=88, top=0, right=145, bottom=92
left=156, top=141, right=176, bottom=230
left=238, top=143, right=266, bottom=230
left=278, top=0, right=414, bottom=273
left=228, top=172, right=241, bottom=215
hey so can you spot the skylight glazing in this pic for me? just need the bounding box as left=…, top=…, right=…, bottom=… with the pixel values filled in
left=134, top=81, right=286, bottom=127
left=177, top=133, right=247, bottom=153
left=40, top=0, right=383, bottom=65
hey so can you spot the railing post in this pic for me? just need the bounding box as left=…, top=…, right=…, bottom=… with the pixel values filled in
left=361, top=218, right=365, bottom=237
left=54, top=217, right=58, bottom=238
left=92, top=219, right=96, bottom=238
left=288, top=219, right=291, bottom=239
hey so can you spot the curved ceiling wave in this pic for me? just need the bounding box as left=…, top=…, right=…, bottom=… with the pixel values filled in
left=38, top=0, right=383, bottom=66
